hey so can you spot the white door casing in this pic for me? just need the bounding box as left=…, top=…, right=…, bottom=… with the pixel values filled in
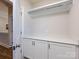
left=13, top=0, right=22, bottom=59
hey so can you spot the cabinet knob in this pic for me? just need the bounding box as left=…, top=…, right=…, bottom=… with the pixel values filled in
left=48, top=44, right=50, bottom=49
left=32, top=41, right=35, bottom=46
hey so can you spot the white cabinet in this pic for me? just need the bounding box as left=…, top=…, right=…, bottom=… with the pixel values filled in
left=22, top=39, right=48, bottom=59
left=49, top=42, right=76, bottom=59
left=22, top=39, right=76, bottom=59
left=34, top=40, right=48, bottom=59
left=22, top=39, right=35, bottom=59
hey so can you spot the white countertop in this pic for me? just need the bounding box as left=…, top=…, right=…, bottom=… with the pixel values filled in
left=22, top=35, right=79, bottom=45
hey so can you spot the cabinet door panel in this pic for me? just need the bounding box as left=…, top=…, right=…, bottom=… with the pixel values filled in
left=22, top=39, right=35, bottom=59
left=35, top=40, right=48, bottom=59
left=49, top=43, right=76, bottom=59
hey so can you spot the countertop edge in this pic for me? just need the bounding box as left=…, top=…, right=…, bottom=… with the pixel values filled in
left=22, top=36, right=79, bottom=46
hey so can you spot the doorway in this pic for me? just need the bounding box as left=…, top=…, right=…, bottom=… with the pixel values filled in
left=0, top=0, right=13, bottom=59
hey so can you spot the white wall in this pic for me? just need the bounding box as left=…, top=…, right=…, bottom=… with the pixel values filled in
left=22, top=0, right=79, bottom=42
left=69, top=0, right=79, bottom=40
left=31, top=13, right=69, bottom=39
left=20, top=0, right=33, bottom=37
left=0, top=1, right=8, bottom=33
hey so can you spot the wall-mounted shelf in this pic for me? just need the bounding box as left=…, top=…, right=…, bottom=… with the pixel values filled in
left=28, top=0, right=72, bottom=17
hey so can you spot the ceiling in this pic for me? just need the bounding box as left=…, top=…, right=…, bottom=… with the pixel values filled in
left=29, top=0, right=43, bottom=4
left=9, top=0, right=13, bottom=2
left=0, top=0, right=13, bottom=7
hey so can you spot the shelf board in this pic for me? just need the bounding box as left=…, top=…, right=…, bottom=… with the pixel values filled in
left=28, top=0, right=72, bottom=17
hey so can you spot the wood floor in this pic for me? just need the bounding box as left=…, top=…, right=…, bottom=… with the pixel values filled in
left=0, top=45, right=12, bottom=59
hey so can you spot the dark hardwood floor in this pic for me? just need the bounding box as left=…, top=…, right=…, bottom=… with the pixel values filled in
left=0, top=45, right=12, bottom=59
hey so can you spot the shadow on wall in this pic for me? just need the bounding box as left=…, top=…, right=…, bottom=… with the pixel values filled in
left=0, top=33, right=9, bottom=45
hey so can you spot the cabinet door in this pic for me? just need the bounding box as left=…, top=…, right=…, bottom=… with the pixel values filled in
left=49, top=43, right=76, bottom=59
left=22, top=39, right=35, bottom=59
left=34, top=40, right=48, bottom=59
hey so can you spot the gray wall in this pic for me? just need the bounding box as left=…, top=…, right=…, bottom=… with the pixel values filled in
left=0, top=33, right=9, bottom=45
